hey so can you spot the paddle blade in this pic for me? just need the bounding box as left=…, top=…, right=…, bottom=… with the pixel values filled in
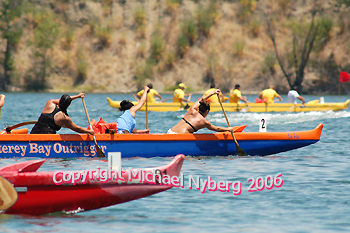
left=93, top=137, right=105, bottom=158
left=95, top=143, right=106, bottom=158
left=231, top=132, right=247, bottom=156
left=0, top=176, right=18, bottom=211
left=236, top=145, right=247, bottom=156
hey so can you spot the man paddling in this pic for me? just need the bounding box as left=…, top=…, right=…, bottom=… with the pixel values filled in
left=173, top=83, right=192, bottom=103
left=203, top=83, right=225, bottom=103
left=31, top=93, right=94, bottom=135
left=229, top=84, right=248, bottom=104
left=288, top=86, right=305, bottom=105
left=167, top=89, right=233, bottom=134
left=135, top=83, right=162, bottom=103
left=258, top=86, right=282, bottom=103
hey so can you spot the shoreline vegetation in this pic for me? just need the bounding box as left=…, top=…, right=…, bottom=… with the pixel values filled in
left=0, top=0, right=350, bottom=95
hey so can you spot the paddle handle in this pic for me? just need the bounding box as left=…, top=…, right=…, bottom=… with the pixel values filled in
left=146, top=93, right=148, bottom=129
left=82, top=98, right=91, bottom=125
left=82, top=98, right=106, bottom=158
left=217, top=94, right=231, bottom=127
left=217, top=94, right=247, bottom=156
left=82, top=98, right=94, bottom=139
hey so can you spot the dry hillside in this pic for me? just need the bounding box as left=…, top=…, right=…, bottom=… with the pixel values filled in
left=1, top=0, right=350, bottom=94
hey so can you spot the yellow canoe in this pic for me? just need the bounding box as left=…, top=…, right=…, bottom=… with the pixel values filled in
left=107, top=98, right=350, bottom=113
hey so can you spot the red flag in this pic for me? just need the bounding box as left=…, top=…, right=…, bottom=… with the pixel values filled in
left=339, top=71, right=350, bottom=83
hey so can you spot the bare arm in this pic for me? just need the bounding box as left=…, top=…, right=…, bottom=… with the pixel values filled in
left=180, top=97, right=190, bottom=103
left=298, top=96, right=305, bottom=104
left=205, top=120, right=233, bottom=132
left=239, top=96, right=248, bottom=103
left=156, top=93, right=162, bottom=100
left=70, top=93, right=85, bottom=101
left=130, top=86, right=150, bottom=117
left=190, top=89, right=220, bottom=110
left=132, top=129, right=150, bottom=134
left=51, top=99, right=60, bottom=105
left=60, top=117, right=94, bottom=135
left=277, top=94, right=282, bottom=101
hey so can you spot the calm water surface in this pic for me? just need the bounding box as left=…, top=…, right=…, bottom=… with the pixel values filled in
left=0, top=93, right=349, bottom=233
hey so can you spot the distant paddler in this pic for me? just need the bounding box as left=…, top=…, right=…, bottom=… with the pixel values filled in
left=30, top=93, right=94, bottom=135
left=167, top=89, right=233, bottom=134
left=203, top=83, right=226, bottom=103
left=117, top=86, right=150, bottom=134
left=173, top=83, right=192, bottom=103
left=258, top=86, right=282, bottom=103
left=229, top=84, right=248, bottom=104
left=134, top=83, right=162, bottom=103
left=288, top=86, right=305, bottom=105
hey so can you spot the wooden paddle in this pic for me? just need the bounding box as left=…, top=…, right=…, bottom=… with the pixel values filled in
left=183, top=93, right=192, bottom=110
left=240, top=104, right=251, bottom=112
left=146, top=92, right=149, bottom=129
left=0, top=176, right=18, bottom=211
left=217, top=94, right=247, bottom=156
left=0, top=121, right=37, bottom=134
left=161, top=98, right=173, bottom=103
left=82, top=98, right=106, bottom=158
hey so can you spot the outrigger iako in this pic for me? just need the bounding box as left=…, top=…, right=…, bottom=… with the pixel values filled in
left=0, top=154, right=185, bottom=215
left=0, top=123, right=323, bottom=158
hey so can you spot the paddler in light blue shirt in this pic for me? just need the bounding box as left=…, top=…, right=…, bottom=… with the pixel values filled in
left=117, top=86, right=150, bottom=134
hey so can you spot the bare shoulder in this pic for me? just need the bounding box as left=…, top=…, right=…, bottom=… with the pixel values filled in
left=55, top=112, right=72, bottom=126
left=203, top=119, right=212, bottom=126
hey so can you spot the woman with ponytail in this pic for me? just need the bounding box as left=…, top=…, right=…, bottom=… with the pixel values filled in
left=31, top=93, right=94, bottom=135
left=116, top=86, right=150, bottom=134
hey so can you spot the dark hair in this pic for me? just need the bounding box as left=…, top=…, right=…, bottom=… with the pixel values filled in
left=235, top=84, right=240, bottom=89
left=293, top=86, right=298, bottom=90
left=198, top=100, right=210, bottom=116
left=119, top=100, right=134, bottom=111
left=59, top=94, right=72, bottom=116
left=210, top=83, right=216, bottom=88
left=147, top=83, right=153, bottom=89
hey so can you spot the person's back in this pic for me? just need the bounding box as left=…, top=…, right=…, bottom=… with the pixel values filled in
left=137, top=89, right=159, bottom=103
left=229, top=89, right=241, bottom=103
left=173, top=88, right=184, bottom=103
left=137, top=84, right=162, bottom=103
left=116, top=109, right=136, bottom=133
left=287, top=87, right=305, bottom=105
left=31, top=105, right=62, bottom=134
left=117, top=86, right=150, bottom=134
left=168, top=89, right=233, bottom=134
left=203, top=88, right=219, bottom=103
left=288, top=90, right=299, bottom=104
left=30, top=93, right=94, bottom=135
left=260, top=87, right=281, bottom=103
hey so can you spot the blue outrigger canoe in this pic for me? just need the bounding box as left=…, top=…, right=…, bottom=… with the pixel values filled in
left=0, top=124, right=323, bottom=158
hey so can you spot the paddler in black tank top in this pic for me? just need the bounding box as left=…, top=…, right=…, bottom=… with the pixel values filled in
left=31, top=93, right=94, bottom=135
left=168, top=89, right=234, bottom=134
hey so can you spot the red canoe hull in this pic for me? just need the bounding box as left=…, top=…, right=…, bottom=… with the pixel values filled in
left=0, top=154, right=185, bottom=215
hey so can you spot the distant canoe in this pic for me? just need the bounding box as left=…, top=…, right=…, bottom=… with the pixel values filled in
left=107, top=97, right=350, bottom=112
left=0, top=154, right=184, bottom=215
left=0, top=124, right=323, bottom=158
